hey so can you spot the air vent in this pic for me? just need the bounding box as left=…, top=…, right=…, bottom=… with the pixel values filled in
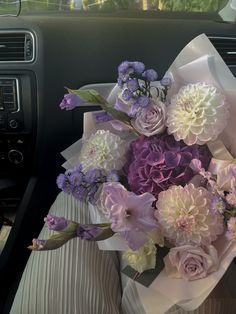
left=0, top=31, right=34, bottom=63
left=209, top=36, right=236, bottom=67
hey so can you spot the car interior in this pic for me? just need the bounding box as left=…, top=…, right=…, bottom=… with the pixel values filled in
left=0, top=0, right=236, bottom=312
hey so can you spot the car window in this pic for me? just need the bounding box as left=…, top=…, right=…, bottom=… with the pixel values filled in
left=0, top=0, right=228, bottom=15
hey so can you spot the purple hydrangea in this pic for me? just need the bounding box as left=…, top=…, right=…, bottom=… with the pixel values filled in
left=59, top=93, right=83, bottom=110
left=127, top=133, right=212, bottom=197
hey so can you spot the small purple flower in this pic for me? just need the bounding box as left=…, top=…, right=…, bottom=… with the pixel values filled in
left=118, top=61, right=130, bottom=75
left=56, top=174, right=73, bottom=194
left=76, top=224, right=101, bottom=240
left=160, top=77, right=172, bottom=87
left=106, top=170, right=119, bottom=182
left=56, top=173, right=66, bottom=189
left=127, top=79, right=139, bottom=92
left=84, top=168, right=105, bottom=184
left=132, top=61, right=145, bottom=74
left=142, top=69, right=158, bottom=81
left=72, top=185, right=88, bottom=201
left=122, top=89, right=133, bottom=101
left=32, top=238, right=46, bottom=249
left=93, top=111, right=113, bottom=124
left=69, top=170, right=83, bottom=186
left=66, top=164, right=83, bottom=176
left=117, top=76, right=123, bottom=87
left=44, top=214, right=68, bottom=231
left=209, top=195, right=225, bottom=214
left=59, top=93, right=83, bottom=110
left=137, top=96, right=150, bottom=108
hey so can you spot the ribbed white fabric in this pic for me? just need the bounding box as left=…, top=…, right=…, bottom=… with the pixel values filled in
left=10, top=192, right=122, bottom=314
left=10, top=192, right=236, bottom=314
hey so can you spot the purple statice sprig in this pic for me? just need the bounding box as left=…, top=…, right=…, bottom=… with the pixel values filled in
left=57, top=165, right=120, bottom=204
left=116, top=61, right=171, bottom=117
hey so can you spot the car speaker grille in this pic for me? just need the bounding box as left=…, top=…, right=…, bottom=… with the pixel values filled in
left=0, top=31, right=34, bottom=62
left=209, top=36, right=236, bottom=66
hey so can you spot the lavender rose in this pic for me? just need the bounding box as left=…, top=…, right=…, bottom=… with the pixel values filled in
left=164, top=245, right=219, bottom=281
left=131, top=101, right=166, bottom=137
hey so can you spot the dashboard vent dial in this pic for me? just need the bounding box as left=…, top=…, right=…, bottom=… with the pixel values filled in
left=0, top=31, right=34, bottom=63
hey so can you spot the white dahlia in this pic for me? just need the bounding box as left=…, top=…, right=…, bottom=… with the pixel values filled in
left=155, top=184, right=224, bottom=246
left=79, top=130, right=128, bottom=173
left=166, top=83, right=228, bottom=145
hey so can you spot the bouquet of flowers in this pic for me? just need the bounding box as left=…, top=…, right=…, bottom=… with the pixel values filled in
left=29, top=34, right=236, bottom=313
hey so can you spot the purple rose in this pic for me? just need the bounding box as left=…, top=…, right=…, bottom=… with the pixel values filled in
left=59, top=93, right=83, bottom=110
left=127, top=133, right=211, bottom=196
left=131, top=101, right=166, bottom=137
left=164, top=245, right=219, bottom=281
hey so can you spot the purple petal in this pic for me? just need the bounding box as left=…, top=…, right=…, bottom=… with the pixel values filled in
left=164, top=152, right=181, bottom=168
left=121, top=229, right=147, bottom=250
left=110, top=120, right=132, bottom=132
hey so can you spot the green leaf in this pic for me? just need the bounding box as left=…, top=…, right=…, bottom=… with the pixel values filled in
left=68, top=88, right=131, bottom=124
left=91, top=228, right=115, bottom=241
left=68, top=88, right=108, bottom=106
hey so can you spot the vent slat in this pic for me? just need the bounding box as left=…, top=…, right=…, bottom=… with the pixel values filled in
left=0, top=32, right=25, bottom=61
left=0, top=42, right=25, bottom=44
left=209, top=36, right=236, bottom=66
left=0, top=52, right=25, bottom=55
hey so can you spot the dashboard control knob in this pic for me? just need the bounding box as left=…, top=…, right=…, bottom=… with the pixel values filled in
left=9, top=119, right=19, bottom=129
left=8, top=149, right=24, bottom=164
